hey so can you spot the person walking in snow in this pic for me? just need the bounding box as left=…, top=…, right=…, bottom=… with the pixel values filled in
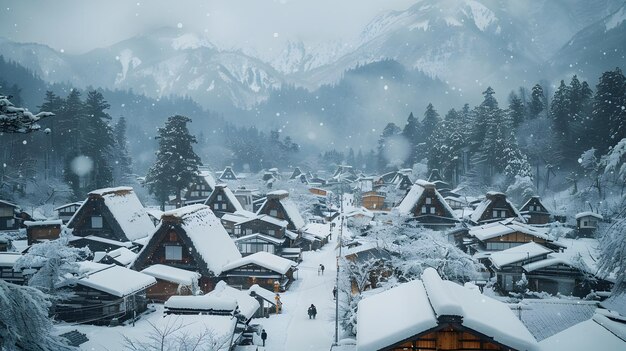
left=333, top=286, right=337, bottom=299
left=308, top=304, right=317, bottom=319
left=320, top=264, right=325, bottom=275
left=261, top=329, right=267, bottom=346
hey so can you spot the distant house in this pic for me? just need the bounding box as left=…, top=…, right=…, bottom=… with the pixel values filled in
left=309, top=187, right=328, bottom=197
left=256, top=190, right=305, bottom=232
left=132, top=204, right=242, bottom=293
left=24, top=219, right=62, bottom=245
left=396, top=180, right=459, bottom=229
left=302, top=222, right=331, bottom=250
left=444, top=196, right=467, bottom=210
left=184, top=170, right=216, bottom=205
left=575, top=212, right=603, bottom=237
left=141, top=264, right=201, bottom=302
left=392, top=173, right=413, bottom=191
left=361, top=191, right=386, bottom=211
left=343, top=242, right=393, bottom=294
left=54, top=202, right=83, bottom=223
left=204, top=184, right=247, bottom=218
left=233, top=187, right=257, bottom=212
left=67, top=187, right=155, bottom=252
left=219, top=166, right=238, bottom=181
left=206, top=281, right=261, bottom=323
left=470, top=191, right=526, bottom=224
left=93, top=247, right=137, bottom=267
left=220, top=251, right=298, bottom=291
left=0, top=200, right=19, bottom=232
left=467, top=218, right=559, bottom=253
left=331, top=165, right=358, bottom=183
left=0, top=252, right=28, bottom=284
left=55, top=263, right=156, bottom=325
left=519, top=196, right=552, bottom=225
left=356, top=268, right=538, bottom=351
left=289, top=167, right=303, bottom=180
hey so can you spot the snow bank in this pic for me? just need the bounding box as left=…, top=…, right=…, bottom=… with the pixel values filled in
left=141, top=264, right=200, bottom=286
left=222, top=251, right=296, bottom=275
left=539, top=313, right=626, bottom=350
left=208, top=281, right=260, bottom=320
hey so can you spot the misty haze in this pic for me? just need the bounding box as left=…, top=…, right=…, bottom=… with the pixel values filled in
left=0, top=1, right=625, bottom=350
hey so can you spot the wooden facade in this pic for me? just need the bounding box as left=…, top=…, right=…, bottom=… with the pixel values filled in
left=483, top=232, right=550, bottom=251
left=519, top=196, right=551, bottom=225
left=575, top=213, right=603, bottom=237
left=54, top=202, right=82, bottom=223
left=385, top=321, right=512, bottom=351
left=471, top=192, right=524, bottom=224
left=25, top=220, right=62, bottom=245
left=204, top=184, right=243, bottom=218
left=397, top=181, right=459, bottom=229
left=221, top=263, right=295, bottom=292
left=219, top=166, right=238, bottom=180
left=184, top=172, right=215, bottom=205
left=256, top=191, right=304, bottom=232
left=145, top=279, right=195, bottom=302
left=362, top=192, right=386, bottom=211
left=309, top=187, right=328, bottom=197
left=0, top=200, right=19, bottom=231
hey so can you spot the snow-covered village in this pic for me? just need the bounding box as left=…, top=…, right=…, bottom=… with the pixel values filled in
left=1, top=1, right=626, bottom=350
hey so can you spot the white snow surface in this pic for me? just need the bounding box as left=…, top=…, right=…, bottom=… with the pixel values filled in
left=468, top=219, right=549, bottom=242
left=222, top=251, right=296, bottom=275
left=208, top=281, right=260, bottom=320
left=199, top=170, right=217, bottom=189
left=76, top=264, right=156, bottom=298
left=303, top=223, right=330, bottom=240
left=489, top=242, right=552, bottom=268
left=165, top=293, right=237, bottom=312
left=539, top=313, right=626, bottom=350
left=422, top=267, right=465, bottom=317
left=574, top=211, right=603, bottom=220
left=23, top=219, right=62, bottom=226
left=357, top=280, right=438, bottom=351
left=141, top=264, right=201, bottom=286
left=103, top=247, right=137, bottom=266
left=87, top=186, right=155, bottom=241
left=605, top=5, right=626, bottom=31
left=0, top=252, right=22, bottom=267
left=161, top=204, right=241, bottom=275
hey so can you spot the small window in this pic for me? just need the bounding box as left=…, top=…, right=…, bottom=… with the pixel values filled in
left=6, top=218, right=15, bottom=228
left=214, top=204, right=219, bottom=210
left=425, top=198, right=432, bottom=204
left=270, top=209, right=278, bottom=217
left=91, top=216, right=103, bottom=229
left=583, top=221, right=588, bottom=226
left=246, top=229, right=253, bottom=235
left=501, top=210, right=507, bottom=217
left=217, top=195, right=223, bottom=201
left=492, top=210, right=498, bottom=218
left=421, top=206, right=427, bottom=214
left=221, top=203, right=227, bottom=210
left=430, top=207, right=436, bottom=214
left=165, top=245, right=183, bottom=261
left=268, top=229, right=275, bottom=236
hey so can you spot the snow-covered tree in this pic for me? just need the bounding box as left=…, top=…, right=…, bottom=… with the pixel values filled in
left=598, top=204, right=626, bottom=294
left=401, top=112, right=422, bottom=168
left=113, top=116, right=133, bottom=183
left=0, top=280, right=76, bottom=351
left=590, top=68, right=626, bottom=152
left=145, top=115, right=202, bottom=209
left=14, top=235, right=90, bottom=298
left=508, top=91, right=525, bottom=128
left=528, top=83, right=546, bottom=119
left=0, top=94, right=53, bottom=134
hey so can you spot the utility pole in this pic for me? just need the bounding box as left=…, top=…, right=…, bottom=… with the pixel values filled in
left=334, top=190, right=344, bottom=345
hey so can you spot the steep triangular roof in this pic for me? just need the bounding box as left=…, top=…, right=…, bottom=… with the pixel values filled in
left=396, top=180, right=457, bottom=221
left=204, top=184, right=245, bottom=214
left=470, top=191, right=525, bottom=224
left=257, top=190, right=305, bottom=230
left=519, top=196, right=551, bottom=214
left=290, top=167, right=303, bottom=179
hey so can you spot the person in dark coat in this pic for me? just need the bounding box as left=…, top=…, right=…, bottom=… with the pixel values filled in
left=261, top=329, right=267, bottom=346
left=308, top=304, right=317, bottom=319
left=320, top=264, right=325, bottom=275
left=333, top=286, right=337, bottom=299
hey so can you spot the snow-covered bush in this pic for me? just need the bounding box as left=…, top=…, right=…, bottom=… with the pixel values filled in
left=506, top=175, right=536, bottom=205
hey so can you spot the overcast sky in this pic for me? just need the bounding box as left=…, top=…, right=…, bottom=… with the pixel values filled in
left=0, top=0, right=416, bottom=54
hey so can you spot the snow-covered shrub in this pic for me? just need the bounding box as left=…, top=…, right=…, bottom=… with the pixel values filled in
left=506, top=175, right=536, bottom=205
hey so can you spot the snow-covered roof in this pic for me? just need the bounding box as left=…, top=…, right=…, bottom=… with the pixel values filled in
left=489, top=242, right=553, bottom=268
left=77, top=264, right=156, bottom=297
left=161, top=204, right=241, bottom=275
left=248, top=284, right=276, bottom=303
left=103, top=247, right=137, bottom=266
left=575, top=211, right=603, bottom=220
left=257, top=214, right=289, bottom=227
left=357, top=280, right=438, bottom=351
left=0, top=199, right=18, bottom=208
left=396, top=180, right=457, bottom=219
left=267, top=190, right=289, bottom=197
left=357, top=268, right=538, bottom=351
left=208, top=281, right=260, bottom=320
left=222, top=251, right=297, bottom=275
left=23, top=219, right=63, bottom=227
left=222, top=186, right=244, bottom=212
left=85, top=186, right=155, bottom=241
left=165, top=294, right=237, bottom=313
left=0, top=252, right=22, bottom=267
left=468, top=219, right=550, bottom=242
left=145, top=208, right=163, bottom=219
left=54, top=201, right=83, bottom=211
left=234, top=233, right=285, bottom=246
left=303, top=223, right=330, bottom=240
left=141, top=264, right=201, bottom=286
left=285, top=230, right=298, bottom=240
left=198, top=170, right=216, bottom=189
left=280, top=198, right=306, bottom=230
left=539, top=312, right=626, bottom=350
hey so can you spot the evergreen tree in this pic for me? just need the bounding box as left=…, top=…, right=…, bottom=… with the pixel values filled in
left=355, top=149, right=365, bottom=171
left=508, top=91, right=525, bottom=128
left=377, top=122, right=401, bottom=171
left=550, top=80, right=570, bottom=152
left=83, top=90, right=114, bottom=191
left=421, top=103, right=440, bottom=143
left=428, top=109, right=467, bottom=182
left=61, top=89, right=88, bottom=198
left=145, top=115, right=202, bottom=209
left=113, top=116, right=133, bottom=183
left=590, top=68, right=626, bottom=151
left=529, top=84, right=546, bottom=119
left=346, top=147, right=355, bottom=166
left=402, top=112, right=422, bottom=168
left=471, top=87, right=499, bottom=148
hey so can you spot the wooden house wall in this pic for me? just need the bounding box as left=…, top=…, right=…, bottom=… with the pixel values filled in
left=27, top=225, right=61, bottom=245
left=236, top=236, right=279, bottom=256
left=0, top=204, right=18, bottom=230
left=0, top=266, right=27, bottom=284
left=386, top=324, right=508, bottom=351
left=309, top=188, right=327, bottom=196
left=526, top=213, right=551, bottom=225
left=185, top=178, right=212, bottom=202
left=410, top=189, right=452, bottom=219
left=477, top=196, right=517, bottom=223
left=362, top=195, right=385, bottom=211
left=483, top=232, right=548, bottom=250
left=206, top=188, right=239, bottom=217
left=236, top=220, right=285, bottom=239
left=222, top=264, right=294, bottom=291
left=69, top=198, right=124, bottom=241
left=145, top=279, right=194, bottom=302
left=258, top=200, right=295, bottom=230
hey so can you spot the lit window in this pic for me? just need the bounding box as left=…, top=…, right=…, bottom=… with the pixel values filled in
left=165, top=245, right=182, bottom=260
left=6, top=218, right=15, bottom=228
left=91, top=216, right=103, bottom=229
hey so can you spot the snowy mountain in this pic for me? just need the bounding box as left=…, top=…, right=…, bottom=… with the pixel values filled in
left=0, top=28, right=284, bottom=110
left=548, top=3, right=626, bottom=84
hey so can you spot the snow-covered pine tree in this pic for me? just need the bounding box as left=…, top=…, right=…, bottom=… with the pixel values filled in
left=591, top=68, right=626, bottom=152
left=401, top=112, right=422, bottom=168
left=421, top=103, right=440, bottom=155
left=550, top=80, right=571, bottom=161
left=0, top=94, right=53, bottom=134
left=529, top=83, right=546, bottom=119
left=83, top=90, right=114, bottom=192
left=507, top=92, right=525, bottom=129
left=0, top=280, right=76, bottom=351
left=113, top=116, right=133, bottom=183
left=145, top=115, right=202, bottom=209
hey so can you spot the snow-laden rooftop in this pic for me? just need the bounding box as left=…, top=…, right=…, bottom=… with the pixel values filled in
left=141, top=264, right=201, bottom=286
left=104, top=247, right=137, bottom=266
left=489, top=242, right=553, bottom=268
left=574, top=211, right=603, bottom=220
left=162, top=204, right=241, bottom=276
left=539, top=312, right=626, bottom=351
left=357, top=268, right=538, bottom=351
left=234, top=233, right=285, bottom=245
left=23, top=219, right=63, bottom=227
left=208, top=281, right=260, bottom=320
left=222, top=251, right=297, bottom=274
left=199, top=170, right=216, bottom=189
left=0, top=252, right=22, bottom=267
left=248, top=283, right=277, bottom=303
left=303, top=223, right=330, bottom=239
left=280, top=197, right=305, bottom=230
left=77, top=264, right=156, bottom=297
left=165, top=293, right=237, bottom=313
left=396, top=180, right=457, bottom=219
left=470, top=194, right=525, bottom=223
left=468, top=219, right=549, bottom=242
